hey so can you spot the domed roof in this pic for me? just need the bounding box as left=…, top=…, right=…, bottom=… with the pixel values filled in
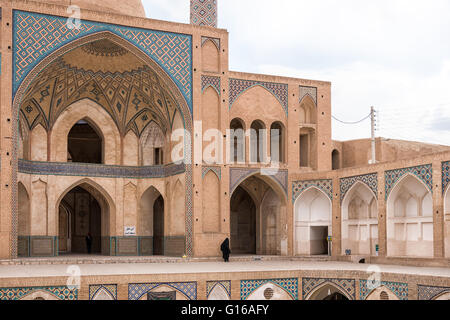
left=37, top=0, right=146, bottom=18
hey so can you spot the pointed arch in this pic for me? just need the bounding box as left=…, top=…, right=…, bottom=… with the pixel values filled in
left=139, top=185, right=164, bottom=236
left=91, top=287, right=116, bottom=301
left=55, top=178, right=116, bottom=251
left=247, top=282, right=295, bottom=300
left=208, top=283, right=230, bottom=300
left=365, top=286, right=400, bottom=300
left=386, top=173, right=433, bottom=257
left=50, top=99, right=120, bottom=165
left=140, top=121, right=166, bottom=166
left=230, top=185, right=257, bottom=254
left=229, top=118, right=246, bottom=164
left=299, top=94, right=317, bottom=124
left=12, top=30, right=194, bottom=258
left=171, top=179, right=186, bottom=236
left=123, top=130, right=139, bottom=166
left=230, top=171, right=288, bottom=205
left=270, top=121, right=285, bottom=164
left=341, top=181, right=378, bottom=256
left=30, top=123, right=47, bottom=162
left=202, top=38, right=220, bottom=73
left=250, top=120, right=267, bottom=163
left=18, top=182, right=30, bottom=237
left=432, top=291, right=450, bottom=300
left=202, top=170, right=220, bottom=233
left=294, top=186, right=332, bottom=256
left=306, top=282, right=353, bottom=300
left=19, top=289, right=62, bottom=301
left=230, top=84, right=287, bottom=116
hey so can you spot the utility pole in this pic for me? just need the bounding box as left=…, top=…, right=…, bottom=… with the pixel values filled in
left=370, top=106, right=376, bottom=164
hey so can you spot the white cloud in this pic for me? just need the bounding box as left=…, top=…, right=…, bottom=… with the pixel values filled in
left=141, top=0, right=450, bottom=145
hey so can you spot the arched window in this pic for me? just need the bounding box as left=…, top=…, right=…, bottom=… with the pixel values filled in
left=332, top=149, right=340, bottom=170
left=270, top=122, right=285, bottom=164
left=299, top=96, right=316, bottom=124
left=230, top=118, right=245, bottom=164
left=68, top=119, right=103, bottom=164
left=250, top=120, right=266, bottom=163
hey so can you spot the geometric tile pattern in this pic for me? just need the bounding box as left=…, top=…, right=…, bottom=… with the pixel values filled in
left=240, top=278, right=298, bottom=300
left=292, top=179, right=333, bottom=203
left=230, top=168, right=288, bottom=196
left=20, top=59, right=179, bottom=137
left=299, top=86, right=317, bottom=105
left=202, top=166, right=222, bottom=180
left=18, top=159, right=186, bottom=179
left=302, top=278, right=355, bottom=300
left=201, top=75, right=221, bottom=95
left=417, top=285, right=450, bottom=300
left=190, top=0, right=218, bottom=27
left=13, top=10, right=193, bottom=112
left=0, top=286, right=78, bottom=300
left=201, top=37, right=220, bottom=50
left=384, top=164, right=433, bottom=200
left=442, top=161, right=450, bottom=195
left=128, top=282, right=197, bottom=300
left=206, top=281, right=231, bottom=299
left=89, top=284, right=117, bottom=300
left=359, top=280, right=408, bottom=300
left=340, top=173, right=378, bottom=203
left=229, top=78, right=289, bottom=115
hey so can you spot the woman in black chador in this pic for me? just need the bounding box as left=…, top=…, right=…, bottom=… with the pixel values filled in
left=220, top=238, right=231, bottom=262
left=85, top=233, right=93, bottom=254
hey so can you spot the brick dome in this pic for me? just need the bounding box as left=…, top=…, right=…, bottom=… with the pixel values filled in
left=36, top=0, right=146, bottom=18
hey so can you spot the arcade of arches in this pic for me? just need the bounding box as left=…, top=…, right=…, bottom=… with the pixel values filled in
left=5, top=0, right=450, bottom=266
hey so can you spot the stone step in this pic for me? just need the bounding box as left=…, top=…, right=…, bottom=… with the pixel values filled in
left=0, top=255, right=332, bottom=266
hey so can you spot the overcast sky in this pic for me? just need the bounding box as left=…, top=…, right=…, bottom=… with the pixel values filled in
left=142, top=0, right=450, bottom=146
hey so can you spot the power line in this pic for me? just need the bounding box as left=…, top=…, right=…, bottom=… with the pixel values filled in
left=332, top=113, right=371, bottom=125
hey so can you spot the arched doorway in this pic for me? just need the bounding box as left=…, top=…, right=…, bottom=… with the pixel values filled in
left=307, top=283, right=351, bottom=300
left=57, top=181, right=112, bottom=255
left=294, top=187, right=332, bottom=256
left=341, top=182, right=378, bottom=256
left=230, top=174, right=287, bottom=256
left=58, top=186, right=102, bottom=254
left=386, top=174, right=433, bottom=257
left=140, top=186, right=165, bottom=255
left=67, top=119, right=103, bottom=164
left=230, top=186, right=256, bottom=254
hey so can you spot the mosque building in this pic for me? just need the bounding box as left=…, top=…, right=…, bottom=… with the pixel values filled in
left=0, top=0, right=449, bottom=300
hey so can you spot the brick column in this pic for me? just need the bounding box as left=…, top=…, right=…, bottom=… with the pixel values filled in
left=0, top=6, right=14, bottom=259
left=432, top=160, right=444, bottom=258
left=332, top=175, right=341, bottom=256
left=377, top=170, right=387, bottom=257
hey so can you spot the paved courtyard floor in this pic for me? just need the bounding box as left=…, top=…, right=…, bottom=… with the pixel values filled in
left=0, top=258, right=449, bottom=279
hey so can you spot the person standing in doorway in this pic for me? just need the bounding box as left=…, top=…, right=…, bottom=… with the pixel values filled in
left=220, top=238, right=231, bottom=262
left=85, top=233, right=93, bottom=254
